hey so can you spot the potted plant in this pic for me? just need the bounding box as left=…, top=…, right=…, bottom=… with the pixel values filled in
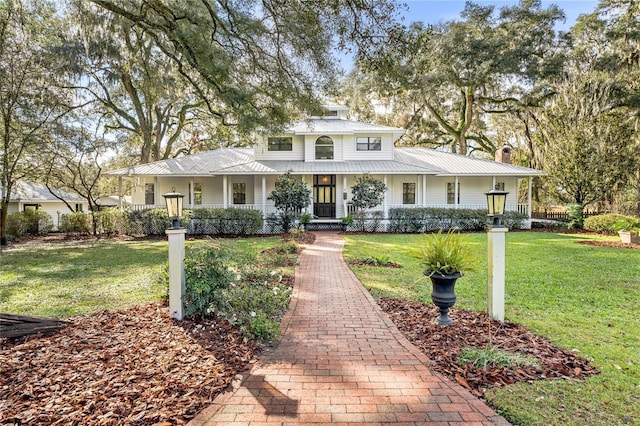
left=298, top=212, right=313, bottom=231
left=413, top=229, right=478, bottom=325
left=340, top=215, right=354, bottom=232
left=612, top=216, right=640, bottom=244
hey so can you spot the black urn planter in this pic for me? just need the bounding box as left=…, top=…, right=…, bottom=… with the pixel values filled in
left=424, top=271, right=462, bottom=325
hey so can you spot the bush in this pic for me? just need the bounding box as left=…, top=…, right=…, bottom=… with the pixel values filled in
left=182, top=245, right=235, bottom=318
left=388, top=207, right=529, bottom=232
left=59, top=212, right=92, bottom=234
left=95, top=209, right=125, bottom=235
left=189, top=208, right=263, bottom=235
left=165, top=241, right=295, bottom=341
left=567, top=203, right=584, bottom=229
left=6, top=210, right=54, bottom=237
left=583, top=214, right=626, bottom=234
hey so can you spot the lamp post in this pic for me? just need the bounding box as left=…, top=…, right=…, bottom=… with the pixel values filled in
left=163, top=188, right=185, bottom=320
left=485, top=188, right=508, bottom=322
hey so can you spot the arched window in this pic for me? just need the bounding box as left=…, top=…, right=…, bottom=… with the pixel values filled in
left=315, top=136, right=334, bottom=160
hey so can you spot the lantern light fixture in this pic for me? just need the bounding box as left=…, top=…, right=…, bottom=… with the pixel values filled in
left=163, top=188, right=184, bottom=229
left=485, top=188, right=508, bottom=227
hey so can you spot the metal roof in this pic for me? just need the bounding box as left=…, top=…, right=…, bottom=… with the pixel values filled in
left=396, top=148, right=544, bottom=177
left=105, top=147, right=543, bottom=178
left=3, top=181, right=86, bottom=202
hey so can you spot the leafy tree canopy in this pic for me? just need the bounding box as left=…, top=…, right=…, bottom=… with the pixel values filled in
left=90, top=0, right=402, bottom=136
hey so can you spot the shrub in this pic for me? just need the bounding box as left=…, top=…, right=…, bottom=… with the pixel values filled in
left=7, top=210, right=54, bottom=236
left=95, top=209, right=125, bottom=235
left=175, top=242, right=294, bottom=341
left=59, top=212, right=92, bottom=234
left=188, top=208, right=263, bottom=235
left=6, top=212, right=29, bottom=237
left=566, top=203, right=584, bottom=229
left=584, top=213, right=626, bottom=234
left=389, top=207, right=529, bottom=232
left=182, top=245, right=235, bottom=318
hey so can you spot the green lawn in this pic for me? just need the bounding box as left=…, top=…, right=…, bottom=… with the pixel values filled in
left=343, top=232, right=640, bottom=426
left=0, top=237, right=282, bottom=318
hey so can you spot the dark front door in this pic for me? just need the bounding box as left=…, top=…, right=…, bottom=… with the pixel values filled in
left=313, top=175, right=336, bottom=218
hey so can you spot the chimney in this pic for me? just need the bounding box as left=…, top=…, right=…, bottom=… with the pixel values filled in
left=495, top=146, right=512, bottom=164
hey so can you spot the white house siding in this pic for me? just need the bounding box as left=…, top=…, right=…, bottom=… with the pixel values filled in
left=304, top=134, right=344, bottom=162
left=342, top=134, right=394, bottom=161
left=425, top=176, right=520, bottom=209
left=255, top=135, right=305, bottom=161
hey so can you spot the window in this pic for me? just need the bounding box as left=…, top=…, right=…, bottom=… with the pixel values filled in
left=75, top=204, right=83, bottom=212
left=356, top=137, right=382, bottom=151
left=494, top=182, right=505, bottom=191
left=189, top=182, right=203, bottom=205
left=315, top=136, right=334, bottom=160
left=233, top=183, right=246, bottom=205
left=447, top=182, right=460, bottom=204
left=403, top=183, right=416, bottom=204
left=144, top=183, right=155, bottom=205
left=267, top=137, right=293, bottom=151
left=24, top=204, right=39, bottom=211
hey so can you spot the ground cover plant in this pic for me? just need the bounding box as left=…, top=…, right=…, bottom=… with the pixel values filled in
left=0, top=234, right=300, bottom=424
left=343, top=231, right=639, bottom=426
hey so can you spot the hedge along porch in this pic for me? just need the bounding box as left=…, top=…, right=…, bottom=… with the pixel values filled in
left=105, top=106, right=542, bottom=229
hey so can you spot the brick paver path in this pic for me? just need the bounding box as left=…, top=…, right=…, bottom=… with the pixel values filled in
left=189, top=232, right=509, bottom=425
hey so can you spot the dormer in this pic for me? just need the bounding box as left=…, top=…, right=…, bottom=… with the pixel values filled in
left=254, top=105, right=405, bottom=162
left=310, top=105, right=350, bottom=120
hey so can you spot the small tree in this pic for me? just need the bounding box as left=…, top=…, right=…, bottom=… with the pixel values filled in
left=350, top=175, right=387, bottom=232
left=268, top=172, right=311, bottom=233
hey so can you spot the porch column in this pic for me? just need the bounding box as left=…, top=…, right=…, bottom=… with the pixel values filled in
left=261, top=176, right=266, bottom=218
left=491, top=176, right=496, bottom=190
left=189, top=178, right=194, bottom=208
left=154, top=177, right=159, bottom=207
left=223, top=175, right=228, bottom=208
left=422, top=175, right=427, bottom=207
left=454, top=176, right=459, bottom=208
left=527, top=177, right=533, bottom=218
left=118, top=177, right=123, bottom=211
left=383, top=175, right=388, bottom=218
left=343, top=175, right=348, bottom=217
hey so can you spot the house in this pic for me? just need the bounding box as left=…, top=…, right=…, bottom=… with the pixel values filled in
left=105, top=106, right=542, bottom=229
left=1, top=181, right=88, bottom=230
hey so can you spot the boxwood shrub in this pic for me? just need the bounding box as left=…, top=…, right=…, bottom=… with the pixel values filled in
left=584, top=213, right=627, bottom=234
left=388, top=207, right=528, bottom=232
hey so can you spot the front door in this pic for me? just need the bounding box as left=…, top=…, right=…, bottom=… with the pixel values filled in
left=313, top=175, right=336, bottom=218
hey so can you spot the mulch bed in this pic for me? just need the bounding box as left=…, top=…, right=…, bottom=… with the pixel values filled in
left=378, top=297, right=599, bottom=397
left=0, top=304, right=261, bottom=425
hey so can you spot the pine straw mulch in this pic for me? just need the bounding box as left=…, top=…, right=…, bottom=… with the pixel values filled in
left=0, top=304, right=262, bottom=425
left=378, top=297, right=599, bottom=398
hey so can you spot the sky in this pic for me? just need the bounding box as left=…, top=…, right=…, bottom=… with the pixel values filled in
left=402, top=0, right=599, bottom=28
left=338, top=0, right=599, bottom=70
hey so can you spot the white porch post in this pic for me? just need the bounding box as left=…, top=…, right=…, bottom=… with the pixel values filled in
left=166, top=228, right=186, bottom=320
left=454, top=176, right=459, bottom=208
left=491, top=176, right=496, bottom=190
left=527, top=177, right=533, bottom=218
left=261, top=176, right=266, bottom=218
left=383, top=175, right=388, bottom=218
left=487, top=227, right=508, bottom=322
left=223, top=175, right=228, bottom=208
left=154, top=177, right=159, bottom=206
left=189, top=178, right=195, bottom=208
left=343, top=175, right=348, bottom=216
left=422, top=175, right=427, bottom=207
left=118, top=177, right=123, bottom=211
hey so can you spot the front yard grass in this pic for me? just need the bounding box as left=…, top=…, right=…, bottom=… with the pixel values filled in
left=0, top=237, right=283, bottom=318
left=343, top=232, right=639, bottom=426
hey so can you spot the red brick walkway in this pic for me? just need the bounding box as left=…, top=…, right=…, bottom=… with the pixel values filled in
left=189, top=232, right=510, bottom=425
